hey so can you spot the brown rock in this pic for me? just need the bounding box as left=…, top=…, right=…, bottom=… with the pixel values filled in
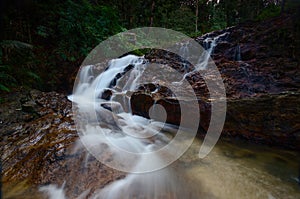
left=131, top=14, right=300, bottom=149
left=0, top=90, right=124, bottom=198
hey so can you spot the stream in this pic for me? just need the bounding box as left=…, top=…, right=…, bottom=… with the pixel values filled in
left=2, top=31, right=300, bottom=199
left=3, top=136, right=300, bottom=199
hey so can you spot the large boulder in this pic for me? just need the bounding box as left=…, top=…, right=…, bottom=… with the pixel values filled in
left=131, top=90, right=300, bottom=150
left=131, top=14, right=300, bottom=149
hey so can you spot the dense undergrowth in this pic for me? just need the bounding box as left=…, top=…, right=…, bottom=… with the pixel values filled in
left=0, top=0, right=299, bottom=93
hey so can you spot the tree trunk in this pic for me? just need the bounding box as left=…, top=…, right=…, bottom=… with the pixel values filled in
left=121, top=0, right=127, bottom=26
left=150, top=0, right=155, bottom=27
left=195, top=0, right=199, bottom=32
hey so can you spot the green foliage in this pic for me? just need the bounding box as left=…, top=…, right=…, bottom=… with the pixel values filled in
left=129, top=49, right=152, bottom=56
left=54, top=1, right=121, bottom=61
left=165, top=6, right=195, bottom=35
left=256, top=5, right=281, bottom=21
left=0, top=40, right=42, bottom=92
left=0, top=72, right=16, bottom=92
left=2, top=0, right=123, bottom=91
left=1, top=0, right=291, bottom=91
left=31, top=0, right=122, bottom=64
left=207, top=2, right=227, bottom=32
left=0, top=97, right=5, bottom=103
left=188, top=31, right=203, bottom=38
left=36, top=26, right=51, bottom=38
left=0, top=40, right=33, bottom=50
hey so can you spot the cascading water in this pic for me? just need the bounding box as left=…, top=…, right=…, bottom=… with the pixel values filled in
left=58, top=54, right=202, bottom=199
left=41, top=32, right=230, bottom=199
left=234, top=44, right=241, bottom=61
left=179, top=41, right=190, bottom=73
left=178, top=32, right=228, bottom=81
left=38, top=32, right=300, bottom=199
left=196, top=32, right=228, bottom=70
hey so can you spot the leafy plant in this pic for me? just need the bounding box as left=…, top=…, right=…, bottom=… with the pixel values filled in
left=256, top=5, right=281, bottom=21
left=166, top=6, right=195, bottom=35
left=0, top=40, right=41, bottom=91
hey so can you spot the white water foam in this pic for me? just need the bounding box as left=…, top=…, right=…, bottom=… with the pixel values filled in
left=44, top=32, right=228, bottom=198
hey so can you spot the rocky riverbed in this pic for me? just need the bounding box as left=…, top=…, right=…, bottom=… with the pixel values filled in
left=0, top=89, right=124, bottom=198
left=1, top=14, right=299, bottom=199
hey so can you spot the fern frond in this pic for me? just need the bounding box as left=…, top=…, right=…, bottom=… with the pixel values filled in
left=26, top=71, right=41, bottom=81
left=0, top=40, right=33, bottom=50
left=0, top=84, right=10, bottom=92
left=0, top=72, right=17, bottom=83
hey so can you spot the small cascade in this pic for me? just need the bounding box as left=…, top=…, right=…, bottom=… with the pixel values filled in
left=195, top=32, right=229, bottom=71
left=179, top=41, right=190, bottom=58
left=69, top=55, right=145, bottom=104
left=179, top=32, right=229, bottom=79
left=234, top=44, right=242, bottom=61
left=178, top=41, right=191, bottom=73
left=202, top=32, right=229, bottom=55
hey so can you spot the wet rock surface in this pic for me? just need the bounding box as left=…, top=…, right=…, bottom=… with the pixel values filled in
left=0, top=89, right=124, bottom=198
left=1, top=14, right=299, bottom=198
left=132, top=15, right=300, bottom=149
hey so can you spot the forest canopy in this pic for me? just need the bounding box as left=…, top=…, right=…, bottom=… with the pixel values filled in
left=0, top=0, right=298, bottom=92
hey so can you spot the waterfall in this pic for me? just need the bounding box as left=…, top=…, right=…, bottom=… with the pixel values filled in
left=202, top=32, right=229, bottom=54
left=234, top=44, right=241, bottom=61
left=37, top=29, right=300, bottom=199
left=180, top=32, right=229, bottom=80
left=58, top=54, right=202, bottom=199
left=179, top=41, right=190, bottom=58
left=45, top=32, right=230, bottom=199
left=69, top=55, right=145, bottom=103
left=179, top=41, right=190, bottom=73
